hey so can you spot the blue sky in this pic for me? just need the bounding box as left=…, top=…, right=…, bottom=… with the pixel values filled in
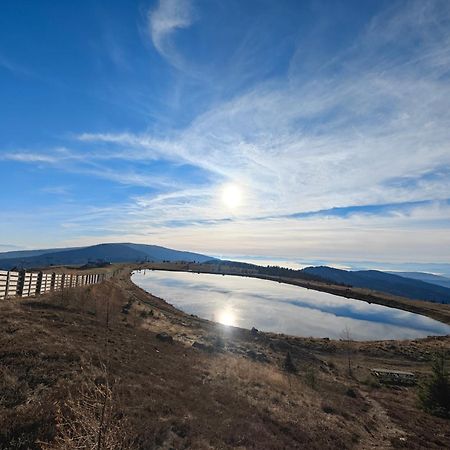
left=1, top=0, right=450, bottom=273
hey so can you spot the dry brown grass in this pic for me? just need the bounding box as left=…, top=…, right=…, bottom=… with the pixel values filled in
left=199, top=354, right=376, bottom=448
left=42, top=365, right=131, bottom=450
left=1, top=267, right=450, bottom=449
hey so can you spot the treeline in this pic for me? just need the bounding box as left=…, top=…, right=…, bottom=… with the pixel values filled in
left=205, top=260, right=327, bottom=283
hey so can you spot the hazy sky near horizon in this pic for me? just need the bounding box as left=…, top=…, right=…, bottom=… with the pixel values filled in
left=1, top=0, right=450, bottom=268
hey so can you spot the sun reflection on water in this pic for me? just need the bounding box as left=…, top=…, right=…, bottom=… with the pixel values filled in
left=216, top=309, right=237, bottom=326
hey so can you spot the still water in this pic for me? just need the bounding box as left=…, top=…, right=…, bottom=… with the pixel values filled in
left=132, top=270, right=450, bottom=341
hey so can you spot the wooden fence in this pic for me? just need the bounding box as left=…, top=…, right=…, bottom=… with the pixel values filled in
left=0, top=269, right=111, bottom=300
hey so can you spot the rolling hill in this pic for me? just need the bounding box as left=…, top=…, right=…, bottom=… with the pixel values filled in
left=0, top=243, right=214, bottom=270
left=2, top=245, right=449, bottom=304
left=0, top=247, right=84, bottom=260
left=386, top=271, right=450, bottom=290
left=302, top=266, right=450, bottom=304
left=206, top=260, right=450, bottom=304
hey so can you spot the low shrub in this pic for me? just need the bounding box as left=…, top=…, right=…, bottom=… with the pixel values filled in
left=418, top=352, right=450, bottom=418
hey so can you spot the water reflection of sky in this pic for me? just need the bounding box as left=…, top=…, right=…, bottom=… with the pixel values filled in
left=132, top=271, right=450, bottom=341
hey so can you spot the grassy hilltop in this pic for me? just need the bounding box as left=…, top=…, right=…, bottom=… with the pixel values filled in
left=1, top=263, right=450, bottom=449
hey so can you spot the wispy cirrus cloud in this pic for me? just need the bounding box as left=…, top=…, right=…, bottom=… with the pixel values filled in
left=45, top=199, right=450, bottom=267
left=70, top=1, right=450, bottom=263
left=76, top=69, right=450, bottom=216
left=148, top=0, right=196, bottom=69
left=1, top=145, right=211, bottom=192
left=2, top=152, right=61, bottom=164
left=3, top=1, right=450, bottom=267
left=40, top=185, right=71, bottom=196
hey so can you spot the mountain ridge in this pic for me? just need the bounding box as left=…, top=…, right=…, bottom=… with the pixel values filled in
left=0, top=243, right=214, bottom=270
left=1, top=244, right=449, bottom=304
left=302, top=266, right=450, bottom=304
left=386, top=271, right=450, bottom=290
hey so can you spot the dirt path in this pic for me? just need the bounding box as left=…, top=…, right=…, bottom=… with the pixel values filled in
left=357, top=390, right=407, bottom=449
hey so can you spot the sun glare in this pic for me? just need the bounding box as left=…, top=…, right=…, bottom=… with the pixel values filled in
left=222, top=184, right=242, bottom=209
left=217, top=309, right=237, bottom=327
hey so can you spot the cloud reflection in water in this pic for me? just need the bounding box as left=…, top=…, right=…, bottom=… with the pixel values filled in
left=132, top=271, right=450, bottom=340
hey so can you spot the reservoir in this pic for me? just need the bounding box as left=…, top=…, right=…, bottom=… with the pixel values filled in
left=132, top=270, right=450, bottom=340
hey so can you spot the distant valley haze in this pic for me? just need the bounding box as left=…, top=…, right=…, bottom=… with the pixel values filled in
left=1, top=242, right=450, bottom=305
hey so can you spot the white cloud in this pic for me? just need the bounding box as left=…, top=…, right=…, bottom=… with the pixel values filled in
left=76, top=66, right=450, bottom=217
left=2, top=152, right=60, bottom=163
left=148, top=0, right=195, bottom=68
left=79, top=0, right=450, bottom=217
left=69, top=1, right=450, bottom=263
left=0, top=147, right=192, bottom=189
left=45, top=201, right=450, bottom=265
left=40, top=185, right=71, bottom=195
left=4, top=1, right=450, bottom=265
left=37, top=2, right=450, bottom=220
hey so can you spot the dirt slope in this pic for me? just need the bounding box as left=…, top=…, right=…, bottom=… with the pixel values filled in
left=1, top=267, right=449, bottom=449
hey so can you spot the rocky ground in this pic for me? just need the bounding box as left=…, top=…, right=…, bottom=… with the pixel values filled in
left=1, top=265, right=449, bottom=449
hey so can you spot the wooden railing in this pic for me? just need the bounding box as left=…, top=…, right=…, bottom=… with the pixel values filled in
left=0, top=269, right=112, bottom=300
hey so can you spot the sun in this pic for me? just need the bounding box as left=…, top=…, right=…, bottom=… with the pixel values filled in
left=222, top=184, right=242, bottom=209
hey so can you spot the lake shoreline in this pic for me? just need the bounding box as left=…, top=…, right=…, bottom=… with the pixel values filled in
left=133, top=262, right=450, bottom=327
left=132, top=268, right=450, bottom=341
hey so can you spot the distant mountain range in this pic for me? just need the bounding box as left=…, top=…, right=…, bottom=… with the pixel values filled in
left=302, top=266, right=450, bottom=304
left=208, top=260, right=450, bottom=304
left=0, top=247, right=84, bottom=260
left=0, top=243, right=213, bottom=270
left=386, top=271, right=450, bottom=290
left=1, top=243, right=449, bottom=304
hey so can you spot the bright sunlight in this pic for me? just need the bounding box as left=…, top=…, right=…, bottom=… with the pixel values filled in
left=222, top=184, right=242, bottom=209
left=216, top=309, right=237, bottom=326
